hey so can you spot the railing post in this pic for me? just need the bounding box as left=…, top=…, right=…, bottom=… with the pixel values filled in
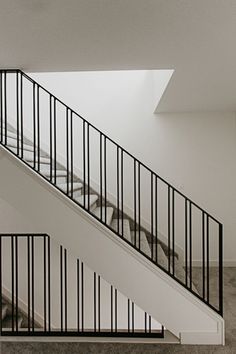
left=0, top=72, right=2, bottom=143
left=219, top=223, right=223, bottom=316
left=0, top=236, right=2, bottom=334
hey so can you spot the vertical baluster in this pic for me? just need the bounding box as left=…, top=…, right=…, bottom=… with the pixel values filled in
left=83, top=120, right=86, bottom=208
left=185, top=199, right=188, bottom=286
left=117, top=146, right=120, bottom=234
left=172, top=189, right=175, bottom=276
left=111, top=285, right=113, bottom=332
left=87, top=123, right=90, bottom=211
left=155, top=176, right=158, bottom=263
left=37, top=85, right=40, bottom=170
left=94, top=272, right=96, bottom=332
left=149, top=315, right=151, bottom=334
left=27, top=237, right=31, bottom=332
left=132, top=302, right=135, bottom=333
left=151, top=173, right=154, bottom=259
left=16, top=73, right=19, bottom=155
left=4, top=72, right=7, bottom=145
left=206, top=215, right=209, bottom=302
left=15, top=236, right=18, bottom=333
left=138, top=163, right=141, bottom=250
left=219, top=223, right=223, bottom=315
left=100, top=134, right=103, bottom=221
left=161, top=325, right=164, bottom=337
left=31, top=236, right=35, bottom=332
left=167, top=186, right=171, bottom=272
left=60, top=245, right=63, bottom=332
left=98, top=275, right=101, bottom=332
left=144, top=312, right=147, bottom=333
left=189, top=202, right=192, bottom=290
left=66, top=108, right=69, bottom=195
left=11, top=235, right=14, bottom=332
left=0, top=236, right=2, bottom=334
left=64, top=249, right=67, bottom=332
left=0, top=72, right=2, bottom=143
left=127, top=299, right=130, bottom=333
left=121, top=149, right=124, bottom=237
left=20, top=73, right=23, bottom=158
left=104, top=137, right=107, bottom=224
left=54, top=98, right=56, bottom=184
left=43, top=236, right=47, bottom=332
left=33, top=83, right=36, bottom=167
left=70, top=111, right=73, bottom=198
left=115, top=289, right=118, bottom=333
left=202, top=212, right=205, bottom=300
left=47, top=236, right=51, bottom=332
left=134, top=160, right=137, bottom=247
left=77, top=259, right=80, bottom=332
left=81, top=262, right=84, bottom=332
left=49, top=95, right=53, bottom=182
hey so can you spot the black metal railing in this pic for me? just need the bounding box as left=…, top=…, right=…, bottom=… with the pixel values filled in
left=0, top=234, right=164, bottom=337
left=0, top=69, right=223, bottom=316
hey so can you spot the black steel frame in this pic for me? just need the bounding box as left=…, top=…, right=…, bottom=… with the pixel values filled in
left=0, top=69, right=223, bottom=317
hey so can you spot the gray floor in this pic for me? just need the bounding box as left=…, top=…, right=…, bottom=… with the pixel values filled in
left=0, top=268, right=235, bottom=354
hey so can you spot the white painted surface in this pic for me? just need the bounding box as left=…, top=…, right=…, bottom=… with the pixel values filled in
left=0, top=149, right=225, bottom=344
left=18, top=71, right=236, bottom=264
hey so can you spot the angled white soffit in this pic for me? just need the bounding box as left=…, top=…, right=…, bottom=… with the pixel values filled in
left=152, top=70, right=174, bottom=113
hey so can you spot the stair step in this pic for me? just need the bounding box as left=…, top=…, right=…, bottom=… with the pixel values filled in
left=173, top=259, right=199, bottom=294
left=6, top=137, right=33, bottom=149
left=74, top=194, right=98, bottom=210
left=92, top=207, right=114, bottom=226
left=3, top=136, right=25, bottom=147
left=39, top=166, right=67, bottom=178
left=2, top=315, right=23, bottom=329
left=130, top=231, right=151, bottom=257
left=7, top=144, right=36, bottom=155
left=111, top=219, right=131, bottom=242
left=71, top=189, right=82, bottom=198
left=58, top=182, right=83, bottom=193
left=1, top=130, right=22, bottom=141
left=1, top=304, right=8, bottom=320
left=26, top=155, right=51, bottom=164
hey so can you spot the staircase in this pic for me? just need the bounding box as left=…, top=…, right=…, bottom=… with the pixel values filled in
left=0, top=69, right=224, bottom=344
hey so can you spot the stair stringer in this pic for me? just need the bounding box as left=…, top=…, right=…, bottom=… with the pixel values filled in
left=0, top=147, right=225, bottom=345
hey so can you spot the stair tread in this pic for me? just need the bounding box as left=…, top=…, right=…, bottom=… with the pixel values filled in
left=6, top=137, right=33, bottom=149
left=1, top=130, right=22, bottom=140
left=2, top=148, right=39, bottom=161
left=130, top=230, right=151, bottom=257
left=26, top=155, right=50, bottom=164
left=111, top=219, right=131, bottom=241
left=93, top=207, right=114, bottom=226
left=75, top=194, right=98, bottom=206
left=58, top=182, right=83, bottom=192
left=39, top=166, right=67, bottom=177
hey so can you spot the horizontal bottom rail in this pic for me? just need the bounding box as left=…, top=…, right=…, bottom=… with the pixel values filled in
left=1, top=330, right=164, bottom=338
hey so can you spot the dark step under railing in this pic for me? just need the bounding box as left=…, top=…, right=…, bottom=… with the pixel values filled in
left=0, top=69, right=223, bottom=316
left=0, top=233, right=164, bottom=337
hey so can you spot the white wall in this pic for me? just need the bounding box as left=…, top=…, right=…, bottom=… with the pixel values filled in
left=25, top=71, right=236, bottom=265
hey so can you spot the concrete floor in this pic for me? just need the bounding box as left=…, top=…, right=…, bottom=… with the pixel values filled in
left=0, top=268, right=235, bottom=354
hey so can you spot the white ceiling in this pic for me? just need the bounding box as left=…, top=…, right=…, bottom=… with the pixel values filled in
left=0, top=0, right=236, bottom=112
